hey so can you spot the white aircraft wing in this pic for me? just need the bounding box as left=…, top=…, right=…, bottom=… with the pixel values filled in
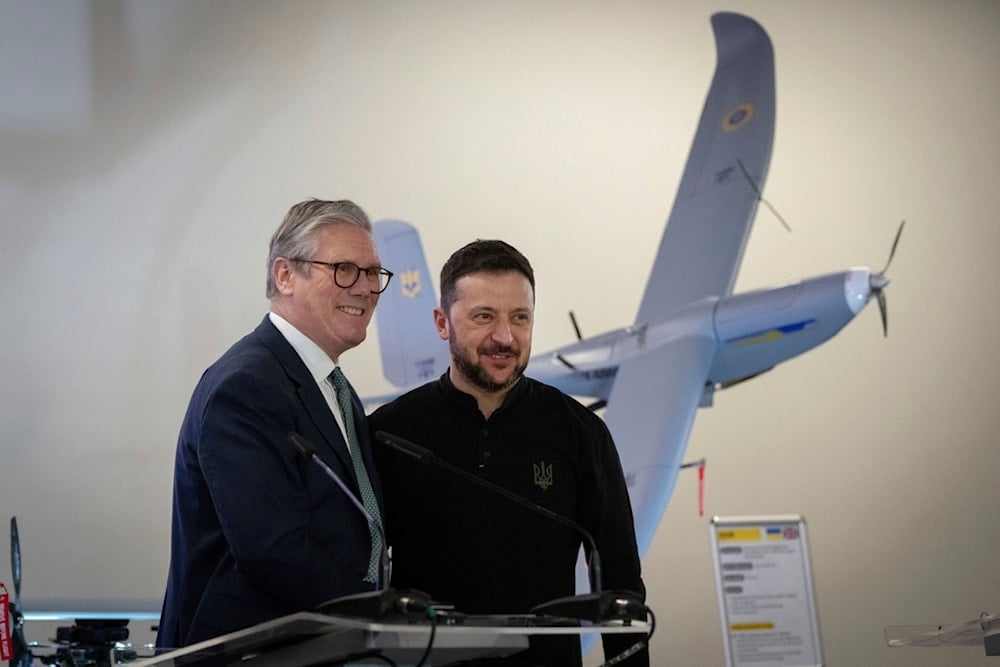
left=603, top=333, right=716, bottom=555
left=635, top=12, right=774, bottom=324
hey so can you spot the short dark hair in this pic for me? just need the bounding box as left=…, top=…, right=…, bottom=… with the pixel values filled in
left=439, top=240, right=535, bottom=313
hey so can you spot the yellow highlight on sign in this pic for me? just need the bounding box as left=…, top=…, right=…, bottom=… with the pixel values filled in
left=716, top=528, right=762, bottom=541
left=732, top=622, right=775, bottom=632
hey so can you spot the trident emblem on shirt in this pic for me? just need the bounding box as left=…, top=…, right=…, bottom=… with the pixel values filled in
left=533, top=461, right=553, bottom=490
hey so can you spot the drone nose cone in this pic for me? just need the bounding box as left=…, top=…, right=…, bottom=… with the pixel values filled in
left=870, top=274, right=890, bottom=291
left=844, top=268, right=873, bottom=314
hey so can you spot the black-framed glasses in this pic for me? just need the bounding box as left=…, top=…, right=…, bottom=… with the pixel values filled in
left=290, top=258, right=394, bottom=294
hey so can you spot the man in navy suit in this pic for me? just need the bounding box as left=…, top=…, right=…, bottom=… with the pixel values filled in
left=156, top=199, right=393, bottom=648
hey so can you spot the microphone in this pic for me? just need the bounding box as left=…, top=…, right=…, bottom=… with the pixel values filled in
left=530, top=589, right=648, bottom=625
left=375, top=430, right=602, bottom=593
left=314, top=587, right=435, bottom=619
left=288, top=432, right=436, bottom=620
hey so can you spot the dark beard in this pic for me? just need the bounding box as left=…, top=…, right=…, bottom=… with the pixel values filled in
left=450, top=336, right=526, bottom=394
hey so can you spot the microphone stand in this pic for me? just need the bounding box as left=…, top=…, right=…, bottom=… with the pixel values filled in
left=288, top=432, right=390, bottom=591
left=287, top=432, right=433, bottom=620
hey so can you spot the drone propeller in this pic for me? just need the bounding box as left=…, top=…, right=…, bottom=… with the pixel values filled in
left=9, top=516, right=31, bottom=667
left=870, top=220, right=905, bottom=337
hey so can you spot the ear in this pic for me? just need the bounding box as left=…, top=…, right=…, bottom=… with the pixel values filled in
left=272, top=257, right=297, bottom=296
left=433, top=306, right=449, bottom=341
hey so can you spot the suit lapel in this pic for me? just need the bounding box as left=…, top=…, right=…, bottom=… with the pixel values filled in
left=253, top=317, right=358, bottom=487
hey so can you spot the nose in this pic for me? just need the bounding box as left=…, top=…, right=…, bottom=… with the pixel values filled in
left=490, top=319, right=514, bottom=344
left=348, top=275, right=372, bottom=297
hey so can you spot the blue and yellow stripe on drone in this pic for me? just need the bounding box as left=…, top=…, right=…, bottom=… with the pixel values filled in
left=726, top=319, right=816, bottom=346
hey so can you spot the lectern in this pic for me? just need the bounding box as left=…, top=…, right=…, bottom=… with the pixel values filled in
left=131, top=611, right=647, bottom=666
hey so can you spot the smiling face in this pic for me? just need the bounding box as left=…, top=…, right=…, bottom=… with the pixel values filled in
left=435, top=270, right=534, bottom=406
left=271, top=223, right=381, bottom=361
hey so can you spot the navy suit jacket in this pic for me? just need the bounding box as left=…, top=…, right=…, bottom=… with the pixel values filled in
left=156, top=316, right=384, bottom=648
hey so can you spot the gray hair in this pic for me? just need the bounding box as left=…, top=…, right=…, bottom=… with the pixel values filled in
left=265, top=198, right=372, bottom=299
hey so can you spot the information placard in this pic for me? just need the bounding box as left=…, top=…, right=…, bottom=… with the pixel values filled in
left=710, top=515, right=823, bottom=667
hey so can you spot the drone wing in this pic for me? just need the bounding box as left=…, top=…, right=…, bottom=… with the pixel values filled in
left=634, top=12, right=775, bottom=324
left=608, top=13, right=775, bottom=554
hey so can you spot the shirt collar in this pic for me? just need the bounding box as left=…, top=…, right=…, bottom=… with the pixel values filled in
left=268, top=311, right=337, bottom=384
left=438, top=369, right=529, bottom=414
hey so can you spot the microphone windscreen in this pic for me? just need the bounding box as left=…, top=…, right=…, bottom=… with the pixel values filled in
left=288, top=432, right=318, bottom=458
left=375, top=431, right=435, bottom=462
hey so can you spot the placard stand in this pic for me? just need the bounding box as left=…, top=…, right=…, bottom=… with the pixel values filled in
left=709, top=515, right=823, bottom=667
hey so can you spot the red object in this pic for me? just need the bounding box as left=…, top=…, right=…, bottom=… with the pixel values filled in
left=0, top=585, right=12, bottom=661
left=698, top=463, right=705, bottom=517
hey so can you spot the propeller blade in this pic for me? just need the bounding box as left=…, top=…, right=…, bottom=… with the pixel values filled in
left=11, top=516, right=21, bottom=605
left=876, top=289, right=888, bottom=337
left=869, top=220, right=904, bottom=337
left=879, top=219, right=905, bottom=276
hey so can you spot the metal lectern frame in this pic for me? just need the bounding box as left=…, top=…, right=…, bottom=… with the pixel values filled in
left=129, top=612, right=648, bottom=666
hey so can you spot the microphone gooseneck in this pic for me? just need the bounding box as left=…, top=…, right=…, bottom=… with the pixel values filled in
left=374, top=430, right=652, bottom=626
left=286, top=432, right=390, bottom=592
left=288, top=431, right=438, bottom=626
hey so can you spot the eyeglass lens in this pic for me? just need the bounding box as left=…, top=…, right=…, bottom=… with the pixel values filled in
left=334, top=262, right=390, bottom=292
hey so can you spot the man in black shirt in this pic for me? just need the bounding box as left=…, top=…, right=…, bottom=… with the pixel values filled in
left=370, top=240, right=648, bottom=666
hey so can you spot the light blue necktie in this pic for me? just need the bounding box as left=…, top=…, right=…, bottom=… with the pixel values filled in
left=329, top=367, right=383, bottom=584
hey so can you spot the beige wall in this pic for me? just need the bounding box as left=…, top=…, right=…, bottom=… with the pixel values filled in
left=1, top=1, right=998, bottom=665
